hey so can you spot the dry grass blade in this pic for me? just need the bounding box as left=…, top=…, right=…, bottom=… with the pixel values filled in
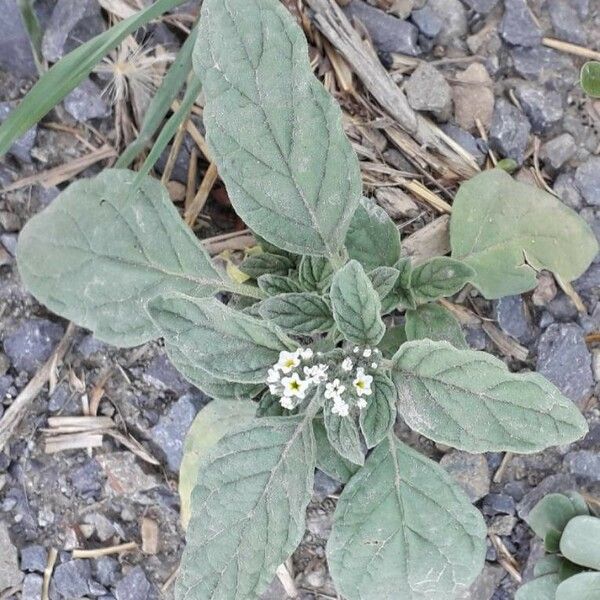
left=72, top=542, right=137, bottom=558
left=42, top=548, right=58, bottom=600
left=542, top=37, right=600, bottom=61
left=401, top=179, right=452, bottom=214
left=184, top=162, right=219, bottom=226
left=45, top=432, right=105, bottom=454
left=161, top=118, right=189, bottom=184
left=106, top=429, right=160, bottom=465
left=481, top=322, right=529, bottom=361
left=202, top=230, right=255, bottom=255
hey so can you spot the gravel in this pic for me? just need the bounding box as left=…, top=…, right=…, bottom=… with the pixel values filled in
left=514, top=83, right=564, bottom=134
left=500, top=0, right=543, bottom=47
left=64, top=78, right=111, bottom=122
left=440, top=451, right=491, bottom=503
left=405, top=63, right=452, bottom=121
left=489, top=98, right=531, bottom=164
left=574, top=156, right=600, bottom=206
left=115, top=567, right=155, bottom=600
left=495, top=295, right=536, bottom=344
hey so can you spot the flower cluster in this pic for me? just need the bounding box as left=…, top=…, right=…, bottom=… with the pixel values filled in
left=266, top=346, right=379, bottom=416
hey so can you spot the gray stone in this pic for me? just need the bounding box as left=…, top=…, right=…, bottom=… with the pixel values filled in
left=514, top=84, right=563, bottom=133
left=0, top=522, right=22, bottom=593
left=96, top=452, right=160, bottom=496
left=76, top=335, right=107, bottom=358
left=546, top=294, right=578, bottom=321
left=500, top=0, right=542, bottom=47
left=3, top=319, right=65, bottom=374
left=115, top=567, right=153, bottom=600
left=42, top=0, right=105, bottom=62
left=457, top=564, right=504, bottom=600
left=22, top=573, right=43, bottom=600
left=452, top=63, right=494, bottom=133
left=343, top=0, right=420, bottom=55
left=489, top=515, right=517, bottom=536
left=482, top=493, right=516, bottom=516
left=575, top=157, right=600, bottom=206
left=93, top=557, right=120, bottom=588
left=69, top=459, right=104, bottom=500
left=48, top=383, right=71, bottom=413
left=511, top=47, right=576, bottom=90
left=0, top=0, right=37, bottom=77
left=495, top=295, right=536, bottom=344
left=489, top=98, right=530, bottom=164
left=423, top=0, right=468, bottom=44
left=440, top=451, right=490, bottom=503
left=569, top=0, right=589, bottom=19
left=143, top=354, right=191, bottom=395
left=553, top=172, right=582, bottom=210
left=564, top=450, right=600, bottom=481
left=1, top=234, right=17, bottom=256
left=548, top=0, right=586, bottom=45
left=150, top=393, right=203, bottom=471
left=411, top=5, right=442, bottom=38
left=460, top=0, right=499, bottom=13
left=0, top=103, right=37, bottom=163
left=440, top=124, right=486, bottom=165
left=313, top=469, right=342, bottom=501
left=537, top=323, right=593, bottom=404
left=51, top=560, right=91, bottom=599
left=540, top=133, right=576, bottom=172
left=405, top=63, right=452, bottom=121
left=575, top=262, right=600, bottom=295
left=21, top=545, right=48, bottom=573
left=83, top=513, right=116, bottom=543
left=64, top=79, right=111, bottom=122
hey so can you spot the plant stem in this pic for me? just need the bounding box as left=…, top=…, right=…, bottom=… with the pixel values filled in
left=223, top=282, right=266, bottom=300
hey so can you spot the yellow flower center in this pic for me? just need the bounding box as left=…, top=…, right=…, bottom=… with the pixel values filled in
left=289, top=380, right=301, bottom=391
left=283, top=358, right=296, bottom=369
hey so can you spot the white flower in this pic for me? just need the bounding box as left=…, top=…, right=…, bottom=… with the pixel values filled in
left=304, top=363, right=328, bottom=383
left=371, top=362, right=378, bottom=369
left=300, top=347, right=314, bottom=360
left=353, top=346, right=359, bottom=353
left=281, top=372, right=309, bottom=399
left=277, top=350, right=301, bottom=373
left=269, top=384, right=279, bottom=395
left=363, top=348, right=372, bottom=358
left=280, top=396, right=296, bottom=410
left=267, top=368, right=280, bottom=384
left=325, top=378, right=345, bottom=400
left=332, top=399, right=350, bottom=417
left=356, top=398, right=368, bottom=410
left=353, top=368, right=373, bottom=397
left=341, top=357, right=353, bottom=372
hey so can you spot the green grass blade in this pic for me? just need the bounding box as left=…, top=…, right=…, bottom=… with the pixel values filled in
left=0, top=0, right=188, bottom=157
left=116, top=26, right=198, bottom=169
left=17, top=0, right=44, bottom=75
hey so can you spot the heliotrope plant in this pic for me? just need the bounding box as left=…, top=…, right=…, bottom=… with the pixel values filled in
left=14, top=0, right=599, bottom=598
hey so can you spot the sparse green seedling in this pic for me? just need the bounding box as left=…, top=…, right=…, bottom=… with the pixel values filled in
left=11, top=0, right=599, bottom=598
left=581, top=61, right=600, bottom=98
left=516, top=492, right=600, bottom=600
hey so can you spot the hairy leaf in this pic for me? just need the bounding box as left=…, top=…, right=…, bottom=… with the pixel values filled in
left=240, top=253, right=295, bottom=279
left=298, top=255, right=334, bottom=292
left=381, top=257, right=415, bottom=313
left=405, top=303, right=468, bottom=349
left=410, top=257, right=474, bottom=302
left=359, top=373, right=396, bottom=448
left=378, top=324, right=407, bottom=358
left=176, top=416, right=315, bottom=600
left=330, top=260, right=385, bottom=346
left=345, top=197, right=401, bottom=270
left=450, top=169, right=599, bottom=298
left=179, top=400, right=256, bottom=528
left=560, top=516, right=600, bottom=570
left=327, top=436, right=486, bottom=600
left=368, top=266, right=400, bottom=300
left=256, top=391, right=287, bottom=417
left=313, top=419, right=359, bottom=484
left=392, top=340, right=588, bottom=453
left=258, top=292, right=334, bottom=333
left=556, top=573, right=600, bottom=600
left=515, top=575, right=561, bottom=600
left=323, top=402, right=365, bottom=466
left=17, top=170, right=223, bottom=347
left=194, top=0, right=361, bottom=258
left=257, top=274, right=303, bottom=295
left=526, top=492, right=589, bottom=541
left=147, top=294, right=294, bottom=383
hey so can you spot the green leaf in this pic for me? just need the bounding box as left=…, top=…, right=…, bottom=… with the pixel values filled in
left=323, top=402, right=365, bottom=466
left=147, top=294, right=294, bottom=383
left=515, top=575, right=561, bottom=600
left=256, top=391, right=287, bottom=417
left=545, top=529, right=562, bottom=553
left=450, top=169, right=599, bottom=299
left=410, top=257, right=474, bottom=302
left=298, top=255, right=334, bottom=292
left=359, top=373, right=396, bottom=448
left=330, top=260, right=385, bottom=346
left=526, top=492, right=589, bottom=541
left=257, top=274, right=303, bottom=295
left=179, top=400, right=256, bottom=529
left=194, top=0, right=361, bottom=258
left=345, top=197, right=401, bottom=270
left=258, top=292, right=334, bottom=334
left=378, top=324, right=407, bottom=358
left=368, top=266, right=400, bottom=300
left=392, top=340, right=588, bottom=453
left=581, top=61, right=600, bottom=98
left=381, top=257, right=416, bottom=313
left=17, top=170, right=223, bottom=347
left=556, top=573, right=600, bottom=600
left=534, top=556, right=563, bottom=577
left=560, top=515, right=600, bottom=570
left=327, top=436, right=486, bottom=600
left=313, top=419, right=359, bottom=484
left=240, top=253, right=295, bottom=279
left=176, top=416, right=315, bottom=600
left=405, top=303, right=468, bottom=349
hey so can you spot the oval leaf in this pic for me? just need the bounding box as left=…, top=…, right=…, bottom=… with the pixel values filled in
left=179, top=400, right=256, bottom=528
left=450, top=169, right=599, bottom=299
left=556, top=573, right=600, bottom=600
left=410, top=257, right=474, bottom=302
left=368, top=266, right=400, bottom=300
left=258, top=292, right=334, bottom=333
left=381, top=257, right=416, bottom=313
left=257, top=274, right=303, bottom=295
left=581, top=61, right=600, bottom=98
left=392, top=340, right=588, bottom=453
left=17, top=169, right=224, bottom=346
left=560, top=515, right=600, bottom=570
left=147, top=294, right=294, bottom=383
left=176, top=416, right=315, bottom=600
left=313, top=419, right=359, bottom=484
left=330, top=260, right=385, bottom=346
left=405, top=303, right=468, bottom=349
left=240, top=252, right=295, bottom=279
left=359, top=372, right=396, bottom=448
left=323, top=402, right=365, bottom=466
left=194, top=0, right=361, bottom=258
left=515, top=574, right=561, bottom=600
left=298, top=255, right=334, bottom=292
left=327, top=436, right=486, bottom=600
left=526, top=492, right=589, bottom=541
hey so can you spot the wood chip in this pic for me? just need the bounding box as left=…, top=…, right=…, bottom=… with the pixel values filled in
left=141, top=518, right=160, bottom=555
left=402, top=215, right=450, bottom=263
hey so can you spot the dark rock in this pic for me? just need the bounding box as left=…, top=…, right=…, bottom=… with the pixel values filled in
left=0, top=103, right=37, bottom=163
left=458, top=564, right=504, bottom=600
left=546, top=294, right=578, bottom=321
left=495, top=295, right=536, bottom=344
left=343, top=0, right=421, bottom=55
left=22, top=573, right=43, bottom=600
left=460, top=0, right=499, bottom=14
left=150, top=393, right=204, bottom=471
left=424, top=0, right=468, bottom=44
left=482, top=493, right=516, bottom=516
left=1, top=234, right=18, bottom=256
left=440, top=125, right=486, bottom=165
left=143, top=354, right=191, bottom=395
left=489, top=98, right=530, bottom=164
left=466, top=326, right=488, bottom=350
left=553, top=172, right=582, bottom=210
left=51, top=560, right=91, bottom=599
left=500, top=0, right=542, bottom=47
left=537, top=323, right=593, bottom=404
left=313, top=470, right=342, bottom=502
left=88, top=580, right=109, bottom=596
left=42, top=0, right=105, bottom=62
left=76, top=335, right=107, bottom=358
left=2, top=319, right=65, bottom=375
left=548, top=0, right=586, bottom=45
left=0, top=0, right=38, bottom=77
left=575, top=157, right=600, bottom=207
left=21, top=545, right=48, bottom=573
left=64, top=79, right=111, bottom=122
left=517, top=473, right=578, bottom=518
left=514, top=84, right=563, bottom=133
left=540, top=133, right=576, bottom=172
left=511, top=47, right=575, bottom=89
left=564, top=450, right=600, bottom=481
left=575, top=262, right=600, bottom=295
left=503, top=481, right=526, bottom=502
left=93, top=557, right=120, bottom=588
left=0, top=522, right=22, bottom=592
left=405, top=63, right=452, bottom=121
left=569, top=0, right=589, bottom=19
left=440, top=451, right=490, bottom=502
left=69, top=459, right=104, bottom=500
left=411, top=5, right=443, bottom=38
left=48, top=383, right=71, bottom=413
left=115, top=567, right=154, bottom=600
